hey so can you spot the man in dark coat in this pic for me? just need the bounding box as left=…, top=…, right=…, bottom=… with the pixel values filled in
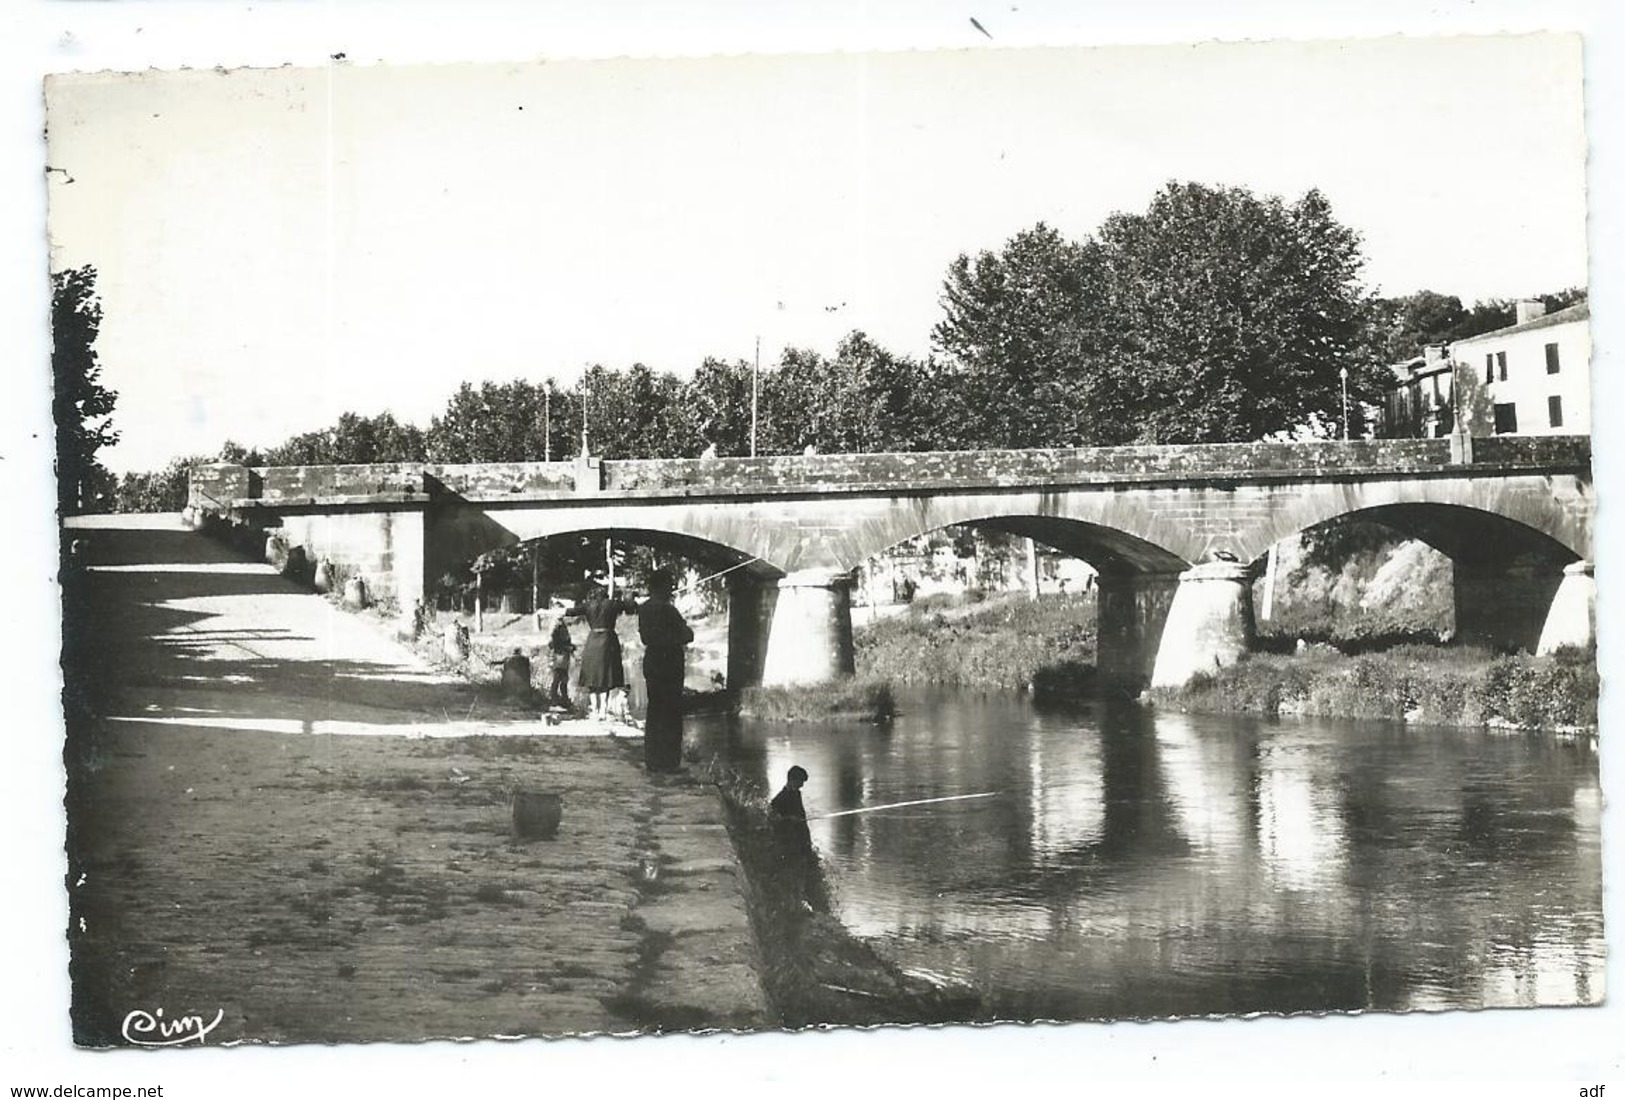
left=769, top=765, right=824, bottom=911
left=769, top=765, right=809, bottom=823
left=637, top=569, right=693, bottom=772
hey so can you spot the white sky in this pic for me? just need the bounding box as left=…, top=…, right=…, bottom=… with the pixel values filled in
left=45, top=34, right=1588, bottom=473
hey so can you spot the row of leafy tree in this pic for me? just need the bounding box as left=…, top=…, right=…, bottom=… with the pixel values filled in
left=55, top=181, right=1584, bottom=516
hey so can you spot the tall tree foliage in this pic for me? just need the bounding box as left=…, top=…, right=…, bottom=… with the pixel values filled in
left=1374, top=287, right=1589, bottom=364
left=933, top=184, right=1386, bottom=444
left=51, top=266, right=120, bottom=514
left=1099, top=184, right=1380, bottom=442
left=427, top=381, right=550, bottom=463
left=263, top=411, right=427, bottom=466
left=933, top=223, right=1107, bottom=448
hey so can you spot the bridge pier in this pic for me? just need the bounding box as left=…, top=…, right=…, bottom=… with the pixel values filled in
left=1096, top=570, right=1181, bottom=694
left=1536, top=561, right=1595, bottom=655
left=1453, top=556, right=1569, bottom=653
left=727, top=568, right=855, bottom=689
left=1148, top=560, right=1257, bottom=690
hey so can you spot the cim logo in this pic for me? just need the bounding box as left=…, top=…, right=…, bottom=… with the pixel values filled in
left=120, top=1007, right=225, bottom=1048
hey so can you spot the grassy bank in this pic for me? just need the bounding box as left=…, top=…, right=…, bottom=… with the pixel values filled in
left=738, top=678, right=896, bottom=722
left=711, top=770, right=982, bottom=1028
left=1154, top=644, right=1598, bottom=732
left=855, top=593, right=1097, bottom=697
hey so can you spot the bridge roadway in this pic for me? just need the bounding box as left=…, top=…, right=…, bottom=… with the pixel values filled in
left=188, top=436, right=1594, bottom=692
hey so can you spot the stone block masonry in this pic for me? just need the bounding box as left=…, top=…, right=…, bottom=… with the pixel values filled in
left=189, top=435, right=1593, bottom=691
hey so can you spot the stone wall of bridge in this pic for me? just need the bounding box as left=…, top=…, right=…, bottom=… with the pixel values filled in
left=186, top=435, right=1593, bottom=689
left=189, top=435, right=1589, bottom=508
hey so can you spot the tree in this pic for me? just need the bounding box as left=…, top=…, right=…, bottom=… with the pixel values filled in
left=1372, top=290, right=1468, bottom=364
left=115, top=455, right=209, bottom=513
left=52, top=266, right=120, bottom=514
left=682, top=357, right=755, bottom=457
left=427, top=381, right=549, bottom=463
left=260, top=411, right=427, bottom=466
left=578, top=363, right=691, bottom=459
left=933, top=223, right=1110, bottom=448
left=758, top=346, right=829, bottom=455
left=1093, top=183, right=1383, bottom=442
left=932, top=184, right=1388, bottom=446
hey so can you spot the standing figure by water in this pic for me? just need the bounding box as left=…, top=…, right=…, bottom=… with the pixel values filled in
left=546, top=617, right=576, bottom=710
left=769, top=765, right=825, bottom=912
left=637, top=569, right=694, bottom=772
left=577, top=583, right=638, bottom=722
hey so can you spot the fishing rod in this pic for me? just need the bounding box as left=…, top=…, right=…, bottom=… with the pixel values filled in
left=677, top=556, right=766, bottom=593
left=811, top=791, right=999, bottom=820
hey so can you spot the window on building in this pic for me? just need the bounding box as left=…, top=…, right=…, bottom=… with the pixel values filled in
left=1485, top=353, right=1494, bottom=384
left=1549, top=395, right=1564, bottom=428
left=1496, top=351, right=1508, bottom=382
left=1493, top=402, right=1518, bottom=434
left=1546, top=342, right=1561, bottom=374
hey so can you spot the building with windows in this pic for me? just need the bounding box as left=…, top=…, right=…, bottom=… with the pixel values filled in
left=1380, top=344, right=1455, bottom=438
left=1378, top=300, right=1590, bottom=438
left=1450, top=300, right=1589, bottom=436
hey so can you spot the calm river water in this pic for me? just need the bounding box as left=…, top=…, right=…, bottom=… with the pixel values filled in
left=691, top=689, right=1604, bottom=1021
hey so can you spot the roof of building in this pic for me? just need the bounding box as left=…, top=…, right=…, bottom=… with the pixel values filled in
left=1450, top=300, right=1590, bottom=346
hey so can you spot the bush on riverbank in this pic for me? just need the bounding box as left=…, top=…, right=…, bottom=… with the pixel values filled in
left=1157, top=645, right=1598, bottom=731
left=855, top=593, right=1096, bottom=692
left=738, top=679, right=896, bottom=722
left=1256, top=606, right=1449, bottom=654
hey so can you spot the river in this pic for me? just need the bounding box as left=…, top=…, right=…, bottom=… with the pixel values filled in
left=690, top=688, right=1604, bottom=1022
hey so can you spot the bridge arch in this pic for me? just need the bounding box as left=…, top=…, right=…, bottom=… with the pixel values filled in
left=1227, top=473, right=1592, bottom=565
left=426, top=505, right=785, bottom=590
left=856, top=512, right=1190, bottom=580
left=1243, top=495, right=1590, bottom=656
left=830, top=492, right=1199, bottom=574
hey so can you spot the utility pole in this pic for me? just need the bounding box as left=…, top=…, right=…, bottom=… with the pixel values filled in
left=751, top=335, right=760, bottom=458
left=543, top=383, right=551, bottom=461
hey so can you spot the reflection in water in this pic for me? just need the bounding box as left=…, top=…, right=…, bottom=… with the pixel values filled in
left=691, top=690, right=1604, bottom=1020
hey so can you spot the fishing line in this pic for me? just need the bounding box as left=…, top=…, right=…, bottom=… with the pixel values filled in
left=812, top=790, right=1000, bottom=820
left=678, top=556, right=765, bottom=592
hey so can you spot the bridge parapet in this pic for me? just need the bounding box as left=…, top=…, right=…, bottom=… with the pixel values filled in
left=188, top=435, right=1592, bottom=509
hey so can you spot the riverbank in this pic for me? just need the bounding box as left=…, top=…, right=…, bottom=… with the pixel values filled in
left=1151, top=644, right=1598, bottom=735
left=738, top=679, right=896, bottom=723
left=62, top=513, right=770, bottom=1044
left=855, top=592, right=1097, bottom=697
left=68, top=721, right=770, bottom=1044
left=710, top=770, right=982, bottom=1027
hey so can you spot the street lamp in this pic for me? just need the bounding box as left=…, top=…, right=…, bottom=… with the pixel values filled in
left=1340, top=365, right=1350, bottom=441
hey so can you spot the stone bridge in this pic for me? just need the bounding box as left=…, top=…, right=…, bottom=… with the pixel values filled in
left=187, top=436, right=1594, bottom=692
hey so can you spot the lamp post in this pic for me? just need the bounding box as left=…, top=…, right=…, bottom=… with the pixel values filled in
left=1340, top=365, right=1350, bottom=441
left=751, top=335, right=760, bottom=458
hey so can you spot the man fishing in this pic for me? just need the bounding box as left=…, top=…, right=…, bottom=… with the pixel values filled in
left=770, top=765, right=810, bottom=824
left=769, top=766, right=825, bottom=912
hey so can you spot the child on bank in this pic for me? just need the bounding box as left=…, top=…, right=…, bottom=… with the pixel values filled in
left=547, top=617, right=576, bottom=710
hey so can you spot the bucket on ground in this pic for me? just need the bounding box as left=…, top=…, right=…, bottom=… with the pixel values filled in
left=513, top=790, right=563, bottom=840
